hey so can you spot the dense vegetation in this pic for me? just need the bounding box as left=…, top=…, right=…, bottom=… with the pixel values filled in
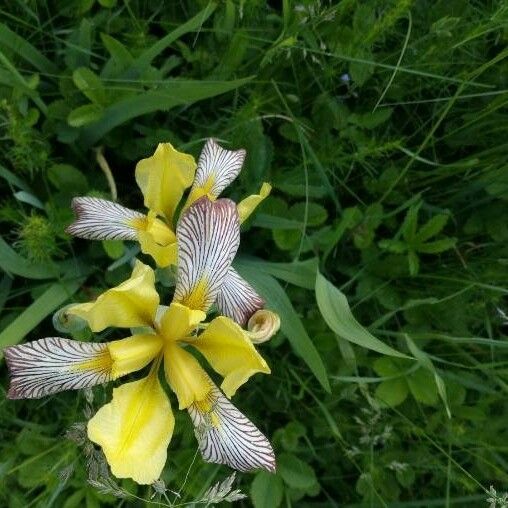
left=1, top=0, right=507, bottom=506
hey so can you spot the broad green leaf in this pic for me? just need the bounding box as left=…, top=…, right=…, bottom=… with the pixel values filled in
left=277, top=453, right=317, bottom=490
left=68, top=104, right=104, bottom=127
left=405, top=334, right=451, bottom=417
left=417, top=238, right=457, bottom=254
left=315, top=272, right=409, bottom=358
left=0, top=276, right=86, bottom=355
left=48, top=164, right=88, bottom=194
left=290, top=202, right=328, bottom=226
left=236, top=262, right=330, bottom=392
left=373, top=357, right=404, bottom=377
left=102, top=240, right=124, bottom=259
left=407, top=368, right=438, bottom=405
left=277, top=422, right=306, bottom=452
left=273, top=229, right=300, bottom=251
left=396, top=466, right=416, bottom=488
left=415, top=214, right=450, bottom=243
left=73, top=67, right=107, bottom=105
left=79, top=77, right=251, bottom=146
left=375, top=378, right=409, bottom=407
left=251, top=471, right=283, bottom=508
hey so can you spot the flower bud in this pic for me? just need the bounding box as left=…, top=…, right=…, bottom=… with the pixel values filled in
left=247, top=310, right=280, bottom=344
left=52, top=304, right=87, bottom=333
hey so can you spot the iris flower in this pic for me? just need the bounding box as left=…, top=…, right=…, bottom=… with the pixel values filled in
left=5, top=198, right=276, bottom=484
left=67, top=139, right=271, bottom=325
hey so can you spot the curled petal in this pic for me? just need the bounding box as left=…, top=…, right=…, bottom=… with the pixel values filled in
left=87, top=372, right=174, bottom=485
left=191, top=316, right=270, bottom=398
left=68, top=260, right=159, bottom=332
left=215, top=267, right=264, bottom=326
left=174, top=198, right=239, bottom=312
left=237, top=182, right=271, bottom=224
left=186, top=139, right=245, bottom=207
left=188, top=384, right=275, bottom=473
left=247, top=310, right=281, bottom=344
left=4, top=337, right=112, bottom=399
left=66, top=197, right=144, bottom=240
left=135, top=142, right=196, bottom=225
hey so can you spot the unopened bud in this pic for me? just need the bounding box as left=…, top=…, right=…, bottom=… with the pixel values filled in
left=53, top=304, right=87, bottom=333
left=247, top=310, right=280, bottom=344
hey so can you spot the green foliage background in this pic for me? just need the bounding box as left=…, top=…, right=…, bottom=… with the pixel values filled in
left=1, top=0, right=508, bottom=506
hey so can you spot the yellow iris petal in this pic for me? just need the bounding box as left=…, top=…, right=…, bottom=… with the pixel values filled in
left=68, top=261, right=159, bottom=332
left=184, top=178, right=216, bottom=210
left=135, top=142, right=196, bottom=225
left=131, top=212, right=178, bottom=267
left=87, top=371, right=174, bottom=485
left=164, top=342, right=211, bottom=409
left=159, top=302, right=206, bottom=343
left=108, top=334, right=163, bottom=379
left=191, top=316, right=270, bottom=398
left=237, top=182, right=271, bottom=224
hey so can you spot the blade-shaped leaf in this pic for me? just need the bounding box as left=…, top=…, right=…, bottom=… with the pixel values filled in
left=0, top=236, right=60, bottom=279
left=79, top=77, right=252, bottom=146
left=315, top=271, right=408, bottom=358
left=235, top=262, right=330, bottom=392
left=0, top=276, right=86, bottom=356
left=236, top=257, right=317, bottom=290
left=130, top=3, right=217, bottom=75
left=0, top=22, right=58, bottom=74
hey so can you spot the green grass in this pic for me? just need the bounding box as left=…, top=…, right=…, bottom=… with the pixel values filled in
left=1, top=0, right=508, bottom=506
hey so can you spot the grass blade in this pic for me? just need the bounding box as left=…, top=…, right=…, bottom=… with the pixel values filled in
left=80, top=77, right=252, bottom=146
left=236, top=262, right=330, bottom=392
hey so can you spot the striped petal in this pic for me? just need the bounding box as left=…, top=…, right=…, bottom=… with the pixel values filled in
left=237, top=182, right=272, bottom=224
left=190, top=316, right=270, bottom=398
left=68, top=260, right=159, bottom=332
left=66, top=197, right=145, bottom=240
left=4, top=338, right=112, bottom=399
left=185, top=139, right=246, bottom=207
left=174, top=198, right=240, bottom=312
left=188, top=384, right=275, bottom=473
left=87, top=371, right=174, bottom=485
left=216, top=267, right=264, bottom=326
left=135, top=142, right=196, bottom=225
